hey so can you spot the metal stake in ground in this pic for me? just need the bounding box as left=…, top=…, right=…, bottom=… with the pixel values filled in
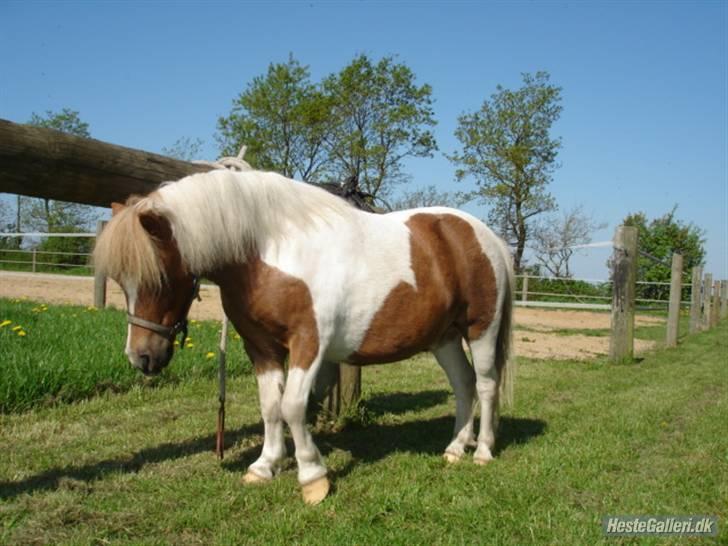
left=216, top=314, right=229, bottom=459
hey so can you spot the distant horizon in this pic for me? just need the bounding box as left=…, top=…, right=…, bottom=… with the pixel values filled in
left=1, top=1, right=725, bottom=280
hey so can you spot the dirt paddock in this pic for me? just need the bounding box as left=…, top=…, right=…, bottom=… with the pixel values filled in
left=1, top=271, right=661, bottom=360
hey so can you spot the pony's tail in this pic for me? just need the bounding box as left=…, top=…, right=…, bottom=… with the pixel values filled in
left=497, top=247, right=516, bottom=409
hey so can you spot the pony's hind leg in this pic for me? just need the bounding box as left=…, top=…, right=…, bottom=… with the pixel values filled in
left=245, top=366, right=287, bottom=483
left=469, top=325, right=500, bottom=464
left=432, top=337, right=476, bottom=463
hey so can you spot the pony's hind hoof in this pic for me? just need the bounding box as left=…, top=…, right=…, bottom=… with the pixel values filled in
left=242, top=471, right=270, bottom=485
left=301, top=476, right=330, bottom=505
left=443, top=451, right=462, bottom=464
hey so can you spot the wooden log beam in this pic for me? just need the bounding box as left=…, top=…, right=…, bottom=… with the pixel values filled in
left=0, top=118, right=211, bottom=207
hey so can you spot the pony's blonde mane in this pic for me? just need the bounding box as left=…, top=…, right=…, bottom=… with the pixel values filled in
left=93, top=200, right=166, bottom=291
left=93, top=170, right=355, bottom=289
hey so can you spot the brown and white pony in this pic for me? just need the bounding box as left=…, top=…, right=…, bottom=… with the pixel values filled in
left=93, top=169, right=515, bottom=504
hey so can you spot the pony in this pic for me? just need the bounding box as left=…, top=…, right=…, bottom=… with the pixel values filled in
left=93, top=169, right=515, bottom=505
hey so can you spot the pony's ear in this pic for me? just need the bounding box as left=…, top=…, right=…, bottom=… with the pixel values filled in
left=138, top=211, right=173, bottom=242
left=110, top=202, right=126, bottom=216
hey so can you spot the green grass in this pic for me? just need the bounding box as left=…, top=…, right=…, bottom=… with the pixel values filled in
left=0, top=298, right=252, bottom=413
left=1, top=300, right=726, bottom=544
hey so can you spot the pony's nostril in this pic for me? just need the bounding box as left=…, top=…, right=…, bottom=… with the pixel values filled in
left=138, top=353, right=150, bottom=373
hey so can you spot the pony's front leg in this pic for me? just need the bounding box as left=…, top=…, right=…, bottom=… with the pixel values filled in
left=281, top=359, right=330, bottom=505
left=245, top=366, right=287, bottom=483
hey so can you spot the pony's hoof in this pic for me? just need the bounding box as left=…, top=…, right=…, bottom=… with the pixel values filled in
left=443, top=451, right=462, bottom=464
left=301, top=476, right=330, bottom=505
left=242, top=471, right=270, bottom=485
left=473, top=455, right=494, bottom=466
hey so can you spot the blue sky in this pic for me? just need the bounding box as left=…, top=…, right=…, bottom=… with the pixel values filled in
left=1, top=0, right=726, bottom=279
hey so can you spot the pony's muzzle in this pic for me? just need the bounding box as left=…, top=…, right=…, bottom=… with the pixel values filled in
left=127, top=344, right=173, bottom=376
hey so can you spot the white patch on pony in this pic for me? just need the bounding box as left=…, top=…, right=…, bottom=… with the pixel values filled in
left=281, top=366, right=328, bottom=485
left=261, top=210, right=417, bottom=361
left=124, top=281, right=137, bottom=359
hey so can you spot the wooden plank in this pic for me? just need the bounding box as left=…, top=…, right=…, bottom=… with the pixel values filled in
left=721, top=280, right=728, bottom=320
left=665, top=253, right=683, bottom=347
left=689, top=266, right=703, bottom=333
left=521, top=273, right=529, bottom=302
left=0, top=118, right=211, bottom=207
left=609, top=226, right=638, bottom=363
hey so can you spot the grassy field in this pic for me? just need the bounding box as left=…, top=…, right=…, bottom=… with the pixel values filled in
left=0, top=298, right=251, bottom=413
left=0, top=299, right=726, bottom=544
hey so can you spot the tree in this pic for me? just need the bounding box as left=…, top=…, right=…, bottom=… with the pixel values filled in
left=532, top=205, right=607, bottom=277
left=162, top=136, right=205, bottom=161
left=623, top=207, right=706, bottom=301
left=0, top=200, right=20, bottom=250
left=322, top=55, right=437, bottom=199
left=389, top=185, right=468, bottom=211
left=217, top=56, right=331, bottom=181
left=25, top=109, right=99, bottom=232
left=450, top=71, right=562, bottom=272
left=29, top=108, right=90, bottom=136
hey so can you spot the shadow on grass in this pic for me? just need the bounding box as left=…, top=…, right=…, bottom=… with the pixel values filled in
left=1, top=389, right=546, bottom=500
left=0, top=422, right=262, bottom=501
left=364, top=389, right=450, bottom=417
left=222, top=409, right=546, bottom=481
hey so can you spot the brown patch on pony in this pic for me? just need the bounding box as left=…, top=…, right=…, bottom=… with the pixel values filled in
left=208, top=259, right=319, bottom=374
left=348, top=213, right=498, bottom=364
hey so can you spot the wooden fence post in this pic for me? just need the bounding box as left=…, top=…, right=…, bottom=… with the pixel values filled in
left=318, top=363, right=361, bottom=418
left=339, top=364, right=361, bottom=411
left=711, top=280, right=721, bottom=327
left=702, top=273, right=712, bottom=330
left=31, top=249, right=37, bottom=273
left=609, top=226, right=638, bottom=363
left=665, top=253, right=683, bottom=347
left=689, top=266, right=703, bottom=333
left=721, top=280, right=728, bottom=320
left=93, top=220, right=107, bottom=309
left=521, top=273, right=529, bottom=302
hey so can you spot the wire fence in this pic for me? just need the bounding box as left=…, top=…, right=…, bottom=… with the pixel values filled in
left=515, top=273, right=691, bottom=312
left=0, top=232, right=96, bottom=274
left=0, top=232, right=698, bottom=313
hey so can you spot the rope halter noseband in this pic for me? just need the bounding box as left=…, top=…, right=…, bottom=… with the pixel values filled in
left=126, top=276, right=201, bottom=348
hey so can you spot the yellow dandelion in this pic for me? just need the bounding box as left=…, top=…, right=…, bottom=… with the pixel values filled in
left=206, top=352, right=216, bottom=359
left=186, top=342, right=195, bottom=348
left=173, top=340, right=180, bottom=346
left=17, top=330, right=27, bottom=337
left=12, top=325, right=22, bottom=332
left=0, top=320, right=11, bottom=328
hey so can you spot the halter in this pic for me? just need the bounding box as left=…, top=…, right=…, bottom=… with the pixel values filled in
left=126, top=276, right=201, bottom=348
